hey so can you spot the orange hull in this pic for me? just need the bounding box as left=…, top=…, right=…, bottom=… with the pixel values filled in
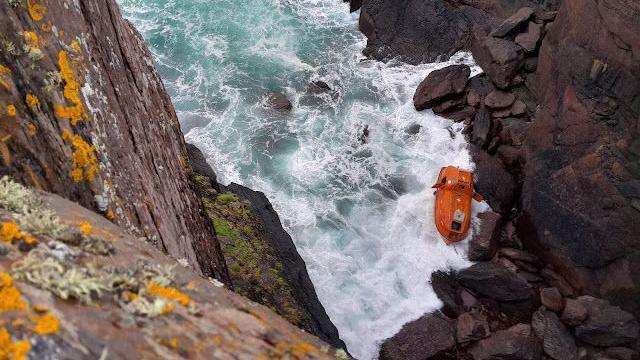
left=432, top=166, right=480, bottom=244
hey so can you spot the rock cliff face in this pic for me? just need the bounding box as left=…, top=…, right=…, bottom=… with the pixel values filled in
left=187, top=144, right=346, bottom=350
left=520, top=0, right=640, bottom=316
left=0, top=0, right=229, bottom=282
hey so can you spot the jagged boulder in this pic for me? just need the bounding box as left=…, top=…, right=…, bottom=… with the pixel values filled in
left=472, top=37, right=525, bottom=89
left=539, top=287, right=564, bottom=313
left=468, top=323, right=543, bottom=360
left=515, top=22, right=543, bottom=52
left=471, top=146, right=517, bottom=214
left=574, top=296, right=639, bottom=347
left=458, top=262, right=533, bottom=302
left=532, top=308, right=578, bottom=360
left=561, top=298, right=588, bottom=326
left=490, top=7, right=535, bottom=37
left=379, top=312, right=456, bottom=360
left=431, top=270, right=464, bottom=317
left=457, top=311, right=491, bottom=343
left=413, top=64, right=471, bottom=110
left=468, top=211, right=504, bottom=261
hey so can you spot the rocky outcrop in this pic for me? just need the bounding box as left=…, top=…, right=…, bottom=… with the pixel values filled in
left=186, top=144, right=346, bottom=350
left=0, top=181, right=342, bottom=359
left=519, top=0, right=640, bottom=317
left=0, top=0, right=229, bottom=283
left=379, top=312, right=456, bottom=360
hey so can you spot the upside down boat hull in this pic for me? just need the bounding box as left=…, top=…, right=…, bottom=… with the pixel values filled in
left=433, top=166, right=479, bottom=244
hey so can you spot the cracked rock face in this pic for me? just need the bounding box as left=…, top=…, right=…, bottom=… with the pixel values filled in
left=0, top=0, right=228, bottom=283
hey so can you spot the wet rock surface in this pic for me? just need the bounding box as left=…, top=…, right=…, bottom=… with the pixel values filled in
left=413, top=64, right=471, bottom=111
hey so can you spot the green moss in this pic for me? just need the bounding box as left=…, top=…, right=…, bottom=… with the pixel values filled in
left=212, top=217, right=239, bottom=241
left=216, top=193, right=238, bottom=204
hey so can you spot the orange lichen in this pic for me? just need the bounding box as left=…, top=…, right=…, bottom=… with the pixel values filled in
left=23, top=236, right=38, bottom=245
left=69, top=134, right=98, bottom=182
left=0, top=65, right=11, bottom=90
left=0, top=272, right=26, bottom=313
left=160, top=336, right=179, bottom=351
left=105, top=210, right=114, bottom=220
left=27, top=124, right=37, bottom=137
left=25, top=94, right=39, bottom=110
left=146, top=282, right=191, bottom=306
left=61, top=128, right=71, bottom=140
left=0, top=327, right=31, bottom=360
left=123, top=291, right=138, bottom=302
left=71, top=40, right=82, bottom=53
left=79, top=222, right=92, bottom=235
left=6, top=105, right=16, bottom=117
left=1, top=223, right=23, bottom=243
left=31, top=313, right=59, bottom=335
left=27, top=0, right=46, bottom=22
left=54, top=51, right=88, bottom=125
left=290, top=342, right=318, bottom=357
left=32, top=305, right=48, bottom=313
left=40, top=23, right=52, bottom=32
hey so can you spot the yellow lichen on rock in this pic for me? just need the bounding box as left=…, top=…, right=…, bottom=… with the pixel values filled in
left=146, top=281, right=191, bottom=306
left=54, top=51, right=88, bottom=125
left=23, top=32, right=40, bottom=50
left=68, top=134, right=98, bottom=183
left=26, top=124, right=36, bottom=137
left=79, top=221, right=92, bottom=235
left=6, top=105, right=16, bottom=117
left=0, top=328, right=31, bottom=360
left=25, top=94, right=39, bottom=110
left=0, top=65, right=11, bottom=90
left=27, top=0, right=46, bottom=22
left=0, top=272, right=26, bottom=313
left=31, top=312, right=59, bottom=335
left=1, top=223, right=23, bottom=243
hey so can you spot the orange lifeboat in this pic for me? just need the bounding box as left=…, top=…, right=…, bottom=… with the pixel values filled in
left=432, top=166, right=483, bottom=244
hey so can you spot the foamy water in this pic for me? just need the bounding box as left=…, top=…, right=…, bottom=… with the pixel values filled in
left=119, top=1, right=487, bottom=358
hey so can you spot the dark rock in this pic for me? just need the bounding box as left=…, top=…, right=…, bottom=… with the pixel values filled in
left=561, top=298, right=588, bottom=326
left=536, top=10, right=558, bottom=22
left=511, top=100, right=528, bottom=116
left=499, top=118, right=530, bottom=147
left=499, top=248, right=540, bottom=264
left=496, top=257, right=520, bottom=273
left=472, top=108, right=493, bottom=147
left=491, top=7, right=535, bottom=38
left=605, top=347, right=639, bottom=360
left=515, top=22, right=543, bottom=52
left=532, top=308, right=578, bottom=360
left=514, top=259, right=539, bottom=273
left=431, top=270, right=463, bottom=317
left=186, top=143, right=221, bottom=192
left=468, top=91, right=482, bottom=107
left=226, top=183, right=346, bottom=349
left=487, top=136, right=501, bottom=154
left=497, top=145, right=522, bottom=168
left=492, top=108, right=513, bottom=118
left=414, top=65, right=471, bottom=110
left=433, top=97, right=465, bottom=113
left=437, top=106, right=477, bottom=123
left=471, top=147, right=517, bottom=214
left=468, top=323, right=543, bottom=360
left=307, top=80, right=332, bottom=94
left=457, top=311, right=491, bottom=343
left=485, top=91, right=516, bottom=109
left=405, top=123, right=422, bottom=135
left=379, top=312, right=456, bottom=360
left=468, top=211, right=504, bottom=261
left=360, top=0, right=494, bottom=64
left=540, top=268, right=575, bottom=297
left=265, top=92, right=293, bottom=111
left=517, top=270, right=543, bottom=283
left=524, top=57, right=539, bottom=72
left=540, top=287, right=564, bottom=313
left=458, top=262, right=533, bottom=302
left=472, top=37, right=525, bottom=89
left=575, top=296, right=639, bottom=347
left=461, top=289, right=478, bottom=310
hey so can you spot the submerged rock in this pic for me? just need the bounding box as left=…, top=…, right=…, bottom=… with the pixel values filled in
left=265, top=92, right=293, bottom=111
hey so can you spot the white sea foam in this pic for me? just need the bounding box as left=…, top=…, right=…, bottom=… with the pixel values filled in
left=119, top=0, right=489, bottom=358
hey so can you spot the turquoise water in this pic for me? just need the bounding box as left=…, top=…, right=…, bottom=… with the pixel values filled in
left=119, top=0, right=487, bottom=358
